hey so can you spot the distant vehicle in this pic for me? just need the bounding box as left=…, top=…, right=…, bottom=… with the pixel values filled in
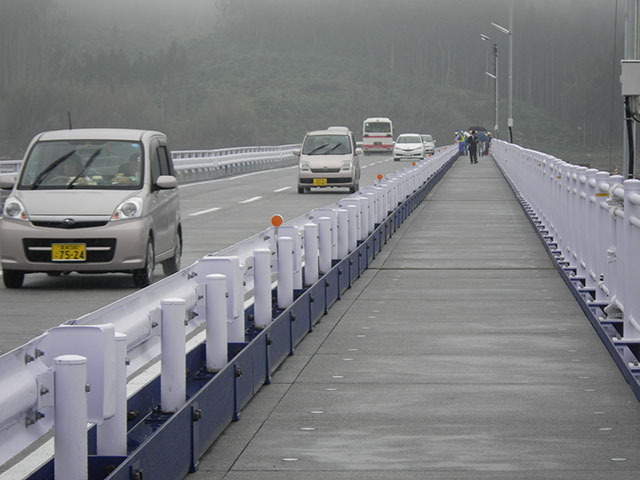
left=362, top=117, right=393, bottom=154
left=0, top=128, right=182, bottom=289
left=393, top=134, right=425, bottom=161
left=294, top=126, right=362, bottom=194
left=421, top=134, right=436, bottom=155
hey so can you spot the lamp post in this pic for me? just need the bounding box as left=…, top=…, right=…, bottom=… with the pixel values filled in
left=481, top=34, right=499, bottom=140
left=491, top=0, right=514, bottom=142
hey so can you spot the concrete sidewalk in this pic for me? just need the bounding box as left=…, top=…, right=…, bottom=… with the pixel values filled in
left=189, top=157, right=640, bottom=479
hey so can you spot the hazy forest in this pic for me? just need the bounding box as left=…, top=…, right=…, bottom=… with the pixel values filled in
left=0, top=0, right=624, bottom=170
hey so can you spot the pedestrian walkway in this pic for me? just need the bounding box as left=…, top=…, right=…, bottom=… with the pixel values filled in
left=189, top=157, right=640, bottom=479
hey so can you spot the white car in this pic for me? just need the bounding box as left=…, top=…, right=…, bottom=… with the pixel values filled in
left=0, top=129, right=182, bottom=289
left=295, top=127, right=362, bottom=193
left=421, top=134, right=436, bottom=155
left=393, top=134, right=425, bottom=161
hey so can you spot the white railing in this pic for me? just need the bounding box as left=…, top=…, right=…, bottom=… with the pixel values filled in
left=493, top=140, right=640, bottom=346
left=0, top=146, right=456, bottom=472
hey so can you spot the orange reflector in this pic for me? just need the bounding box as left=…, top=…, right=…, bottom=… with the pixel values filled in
left=412, top=162, right=416, bottom=166
left=377, top=174, right=383, bottom=180
left=271, top=214, right=284, bottom=227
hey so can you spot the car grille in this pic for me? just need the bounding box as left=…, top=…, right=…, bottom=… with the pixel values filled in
left=310, top=168, right=341, bottom=173
left=300, top=178, right=351, bottom=185
left=31, top=220, right=109, bottom=229
left=23, top=238, right=117, bottom=263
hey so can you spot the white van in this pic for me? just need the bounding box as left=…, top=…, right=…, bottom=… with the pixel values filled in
left=0, top=129, right=182, bottom=288
left=294, top=127, right=362, bottom=193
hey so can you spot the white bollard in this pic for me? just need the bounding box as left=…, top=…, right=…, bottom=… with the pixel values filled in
left=97, top=332, right=127, bottom=456
left=318, top=217, right=332, bottom=274
left=253, top=249, right=273, bottom=328
left=337, top=208, right=349, bottom=259
left=277, top=236, right=294, bottom=309
left=161, top=298, right=186, bottom=413
left=303, top=223, right=319, bottom=286
left=359, top=196, right=369, bottom=239
left=54, top=354, right=88, bottom=480
left=279, top=225, right=302, bottom=290
left=205, top=274, right=228, bottom=371
left=346, top=205, right=358, bottom=252
left=365, top=192, right=375, bottom=233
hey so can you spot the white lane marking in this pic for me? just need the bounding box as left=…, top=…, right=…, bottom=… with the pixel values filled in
left=178, top=165, right=297, bottom=189
left=239, top=196, right=262, bottom=204
left=274, top=186, right=292, bottom=192
left=361, top=165, right=368, bottom=169
left=188, top=207, right=222, bottom=217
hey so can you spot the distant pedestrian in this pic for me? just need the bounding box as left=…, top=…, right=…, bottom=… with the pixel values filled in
left=457, top=132, right=465, bottom=154
left=467, top=131, right=478, bottom=164
left=484, top=133, right=492, bottom=156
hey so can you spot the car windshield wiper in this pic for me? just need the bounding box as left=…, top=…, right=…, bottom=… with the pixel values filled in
left=68, top=149, right=102, bottom=188
left=30, top=150, right=77, bottom=189
left=325, top=144, right=344, bottom=154
left=307, top=144, right=329, bottom=155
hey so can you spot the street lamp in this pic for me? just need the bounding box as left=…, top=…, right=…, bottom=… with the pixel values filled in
left=491, top=0, right=514, bottom=143
left=481, top=34, right=499, bottom=140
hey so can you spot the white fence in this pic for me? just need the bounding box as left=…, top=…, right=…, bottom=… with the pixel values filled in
left=493, top=140, right=640, bottom=347
left=0, top=146, right=456, bottom=473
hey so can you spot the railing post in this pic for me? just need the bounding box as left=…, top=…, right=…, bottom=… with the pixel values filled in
left=205, top=274, right=228, bottom=370
left=253, top=249, right=273, bottom=328
left=346, top=205, right=358, bottom=252
left=623, top=179, right=640, bottom=340
left=277, top=236, right=294, bottom=309
left=303, top=223, right=319, bottom=286
left=318, top=217, right=332, bottom=274
left=54, top=354, right=88, bottom=480
left=96, top=332, right=127, bottom=456
left=337, top=208, right=349, bottom=259
left=161, top=298, right=186, bottom=413
left=279, top=226, right=302, bottom=290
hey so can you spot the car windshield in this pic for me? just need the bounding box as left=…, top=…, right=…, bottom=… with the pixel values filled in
left=302, top=135, right=352, bottom=155
left=19, top=140, right=144, bottom=190
left=397, top=136, right=422, bottom=144
left=421, top=135, right=433, bottom=142
left=364, top=122, right=391, bottom=133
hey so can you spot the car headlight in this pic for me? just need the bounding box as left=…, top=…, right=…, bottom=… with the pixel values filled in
left=2, top=197, right=29, bottom=221
left=341, top=160, right=352, bottom=170
left=111, top=197, right=143, bottom=221
left=299, top=160, right=311, bottom=171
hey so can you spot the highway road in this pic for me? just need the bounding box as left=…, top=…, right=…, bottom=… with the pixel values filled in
left=0, top=154, right=405, bottom=355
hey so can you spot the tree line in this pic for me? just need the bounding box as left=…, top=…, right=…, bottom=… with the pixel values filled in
left=0, top=0, right=623, bottom=167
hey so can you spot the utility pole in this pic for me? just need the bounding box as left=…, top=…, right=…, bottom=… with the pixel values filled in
left=508, top=0, right=514, bottom=143
left=494, top=44, right=499, bottom=140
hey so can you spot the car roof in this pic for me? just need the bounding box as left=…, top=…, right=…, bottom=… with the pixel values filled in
left=397, top=133, right=422, bottom=138
left=35, top=128, right=164, bottom=142
left=307, top=128, right=351, bottom=136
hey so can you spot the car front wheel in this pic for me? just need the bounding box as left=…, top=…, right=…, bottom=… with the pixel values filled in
left=3, top=270, right=24, bottom=289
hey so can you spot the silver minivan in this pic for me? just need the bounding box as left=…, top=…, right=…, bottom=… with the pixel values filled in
left=0, top=129, right=182, bottom=288
left=295, top=126, right=362, bottom=194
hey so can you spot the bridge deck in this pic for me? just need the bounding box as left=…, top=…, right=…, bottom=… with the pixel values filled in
left=189, top=157, right=640, bottom=479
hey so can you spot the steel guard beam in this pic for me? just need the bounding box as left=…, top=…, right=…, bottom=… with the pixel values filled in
left=27, top=155, right=458, bottom=480
left=497, top=164, right=640, bottom=402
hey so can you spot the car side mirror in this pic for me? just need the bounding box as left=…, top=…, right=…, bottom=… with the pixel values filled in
left=0, top=174, right=17, bottom=189
left=292, top=149, right=301, bottom=157
left=355, top=148, right=363, bottom=156
left=155, top=175, right=178, bottom=189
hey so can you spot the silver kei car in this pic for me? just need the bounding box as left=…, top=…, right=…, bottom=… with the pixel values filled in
left=0, top=128, right=182, bottom=288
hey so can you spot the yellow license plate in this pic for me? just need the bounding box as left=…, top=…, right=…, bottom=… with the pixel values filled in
left=313, top=178, right=328, bottom=186
left=51, top=243, right=87, bottom=262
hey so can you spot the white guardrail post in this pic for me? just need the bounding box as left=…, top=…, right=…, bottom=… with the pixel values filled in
left=161, top=298, right=186, bottom=413
left=253, top=249, right=273, bottom=329
left=54, top=354, right=88, bottom=480
left=277, top=236, right=294, bottom=309
left=205, top=274, right=229, bottom=371
left=623, top=179, right=640, bottom=341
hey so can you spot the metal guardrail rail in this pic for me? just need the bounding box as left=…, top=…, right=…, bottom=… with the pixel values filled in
left=0, top=147, right=457, bottom=478
left=493, top=140, right=640, bottom=400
